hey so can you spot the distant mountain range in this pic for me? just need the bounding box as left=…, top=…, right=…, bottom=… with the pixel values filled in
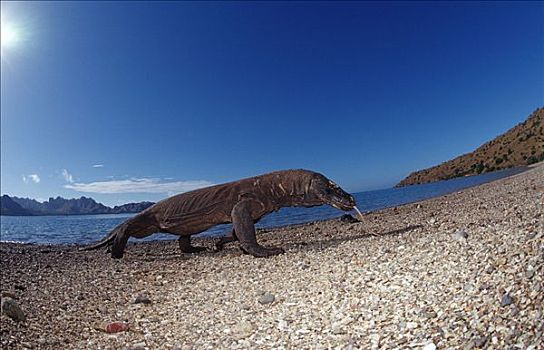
left=0, top=195, right=154, bottom=216
left=396, top=107, right=544, bottom=187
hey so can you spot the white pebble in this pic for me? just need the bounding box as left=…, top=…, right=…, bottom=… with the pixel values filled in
left=423, top=342, right=437, bottom=350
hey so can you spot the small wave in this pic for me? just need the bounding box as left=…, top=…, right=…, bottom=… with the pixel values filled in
left=0, top=240, right=32, bottom=244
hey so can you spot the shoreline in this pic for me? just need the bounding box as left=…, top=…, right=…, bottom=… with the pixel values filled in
left=1, top=164, right=543, bottom=349
left=0, top=165, right=533, bottom=247
left=1, top=165, right=530, bottom=220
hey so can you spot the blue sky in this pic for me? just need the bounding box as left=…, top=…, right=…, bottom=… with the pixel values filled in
left=1, top=1, right=542, bottom=206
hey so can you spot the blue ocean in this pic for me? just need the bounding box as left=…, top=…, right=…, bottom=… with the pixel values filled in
left=0, top=168, right=526, bottom=245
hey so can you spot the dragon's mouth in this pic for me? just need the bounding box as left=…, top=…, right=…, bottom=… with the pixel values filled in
left=329, top=196, right=355, bottom=211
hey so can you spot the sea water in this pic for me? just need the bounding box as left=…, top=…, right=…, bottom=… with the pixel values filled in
left=0, top=167, right=527, bottom=245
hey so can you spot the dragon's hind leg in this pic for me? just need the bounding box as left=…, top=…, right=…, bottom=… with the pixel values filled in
left=111, top=235, right=129, bottom=259
left=110, top=215, right=157, bottom=259
left=178, top=236, right=207, bottom=253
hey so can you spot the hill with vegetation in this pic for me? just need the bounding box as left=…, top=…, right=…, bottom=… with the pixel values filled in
left=397, top=107, right=544, bottom=187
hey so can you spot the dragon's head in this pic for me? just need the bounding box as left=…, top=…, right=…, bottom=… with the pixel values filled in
left=307, top=173, right=356, bottom=211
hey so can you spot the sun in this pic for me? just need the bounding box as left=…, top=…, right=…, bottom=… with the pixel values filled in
left=1, top=14, right=26, bottom=58
left=1, top=21, right=20, bottom=50
left=0, top=22, right=19, bottom=48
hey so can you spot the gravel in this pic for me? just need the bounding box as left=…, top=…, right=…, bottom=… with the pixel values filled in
left=1, top=163, right=543, bottom=349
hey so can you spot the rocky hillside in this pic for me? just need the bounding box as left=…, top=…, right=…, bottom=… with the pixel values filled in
left=0, top=196, right=33, bottom=216
left=0, top=196, right=154, bottom=216
left=13, top=196, right=111, bottom=215
left=397, top=107, right=544, bottom=187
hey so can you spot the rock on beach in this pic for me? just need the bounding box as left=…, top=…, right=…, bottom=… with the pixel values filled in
left=1, top=163, right=543, bottom=349
left=257, top=292, right=275, bottom=305
left=1, top=297, right=25, bottom=322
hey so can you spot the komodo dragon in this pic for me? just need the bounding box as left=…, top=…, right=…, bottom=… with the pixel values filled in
left=80, top=169, right=357, bottom=258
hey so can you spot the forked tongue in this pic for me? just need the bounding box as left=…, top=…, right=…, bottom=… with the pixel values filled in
left=353, top=206, right=365, bottom=222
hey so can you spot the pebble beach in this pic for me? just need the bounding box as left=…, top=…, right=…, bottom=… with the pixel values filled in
left=1, top=163, right=543, bottom=349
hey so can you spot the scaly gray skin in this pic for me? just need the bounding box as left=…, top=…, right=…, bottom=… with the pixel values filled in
left=79, top=169, right=356, bottom=258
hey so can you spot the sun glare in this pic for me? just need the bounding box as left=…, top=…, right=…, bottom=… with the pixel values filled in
left=1, top=21, right=20, bottom=49
left=2, top=24, right=17, bottom=45
left=0, top=14, right=27, bottom=59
